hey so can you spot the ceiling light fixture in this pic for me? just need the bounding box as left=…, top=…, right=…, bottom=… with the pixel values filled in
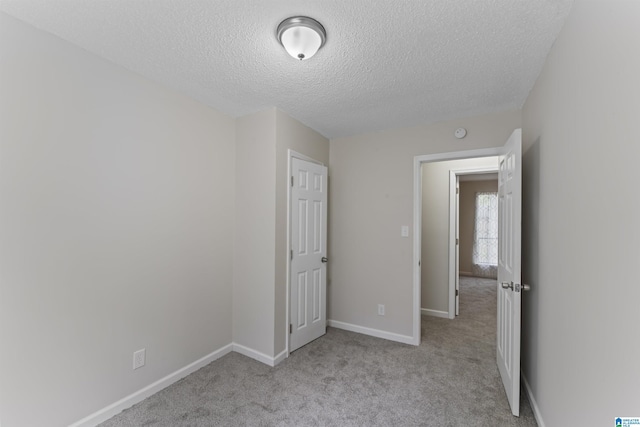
left=277, top=16, right=326, bottom=61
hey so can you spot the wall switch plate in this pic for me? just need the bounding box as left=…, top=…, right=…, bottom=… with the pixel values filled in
left=401, top=226, right=409, bottom=237
left=378, top=304, right=385, bottom=316
left=133, top=348, right=146, bottom=370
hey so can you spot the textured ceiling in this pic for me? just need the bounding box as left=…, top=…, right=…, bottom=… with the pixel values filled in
left=0, top=0, right=573, bottom=138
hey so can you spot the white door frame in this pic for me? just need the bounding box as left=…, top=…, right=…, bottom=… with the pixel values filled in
left=447, top=166, right=499, bottom=319
left=412, top=147, right=502, bottom=344
left=286, top=149, right=326, bottom=355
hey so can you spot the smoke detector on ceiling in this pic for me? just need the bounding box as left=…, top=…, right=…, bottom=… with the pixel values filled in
left=454, top=128, right=467, bottom=139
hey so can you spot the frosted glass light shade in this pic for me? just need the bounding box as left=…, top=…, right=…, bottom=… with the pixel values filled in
left=277, top=17, right=326, bottom=61
left=281, top=26, right=321, bottom=60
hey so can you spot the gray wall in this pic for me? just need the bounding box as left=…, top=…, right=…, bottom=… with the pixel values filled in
left=421, top=159, right=498, bottom=313
left=329, top=110, right=521, bottom=337
left=459, top=180, right=498, bottom=275
left=234, top=108, right=329, bottom=360
left=521, top=0, right=640, bottom=424
left=0, top=13, right=235, bottom=427
left=274, top=110, right=330, bottom=355
left=234, top=109, right=277, bottom=357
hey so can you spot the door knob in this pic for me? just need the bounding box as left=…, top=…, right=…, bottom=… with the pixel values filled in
left=321, top=257, right=328, bottom=263
left=522, top=284, right=531, bottom=291
left=501, top=281, right=513, bottom=290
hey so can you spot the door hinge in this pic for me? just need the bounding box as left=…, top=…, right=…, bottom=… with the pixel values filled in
left=456, top=187, right=459, bottom=194
left=456, top=289, right=459, bottom=296
left=456, top=238, right=459, bottom=245
left=290, top=250, right=293, bottom=260
left=289, top=324, right=292, bottom=334
left=291, top=176, right=294, bottom=187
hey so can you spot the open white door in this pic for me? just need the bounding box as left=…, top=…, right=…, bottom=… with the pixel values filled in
left=290, top=157, right=328, bottom=352
left=497, top=129, right=523, bottom=416
left=455, top=176, right=460, bottom=316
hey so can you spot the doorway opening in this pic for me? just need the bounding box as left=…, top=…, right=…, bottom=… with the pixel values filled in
left=450, top=169, right=499, bottom=318
left=412, top=129, right=523, bottom=416
left=412, top=146, right=503, bottom=339
left=419, top=158, right=499, bottom=320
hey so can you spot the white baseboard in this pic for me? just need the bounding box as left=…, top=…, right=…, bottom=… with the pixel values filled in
left=232, top=343, right=286, bottom=367
left=522, top=371, right=545, bottom=427
left=70, top=341, right=290, bottom=427
left=327, top=319, right=415, bottom=345
left=69, top=343, right=233, bottom=427
left=420, top=308, right=449, bottom=319
left=273, top=348, right=288, bottom=366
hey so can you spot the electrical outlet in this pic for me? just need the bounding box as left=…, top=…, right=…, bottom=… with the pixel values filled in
left=378, top=304, right=385, bottom=316
left=133, top=348, right=145, bottom=370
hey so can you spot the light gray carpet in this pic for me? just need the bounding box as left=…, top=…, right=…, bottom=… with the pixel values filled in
left=100, top=277, right=537, bottom=426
